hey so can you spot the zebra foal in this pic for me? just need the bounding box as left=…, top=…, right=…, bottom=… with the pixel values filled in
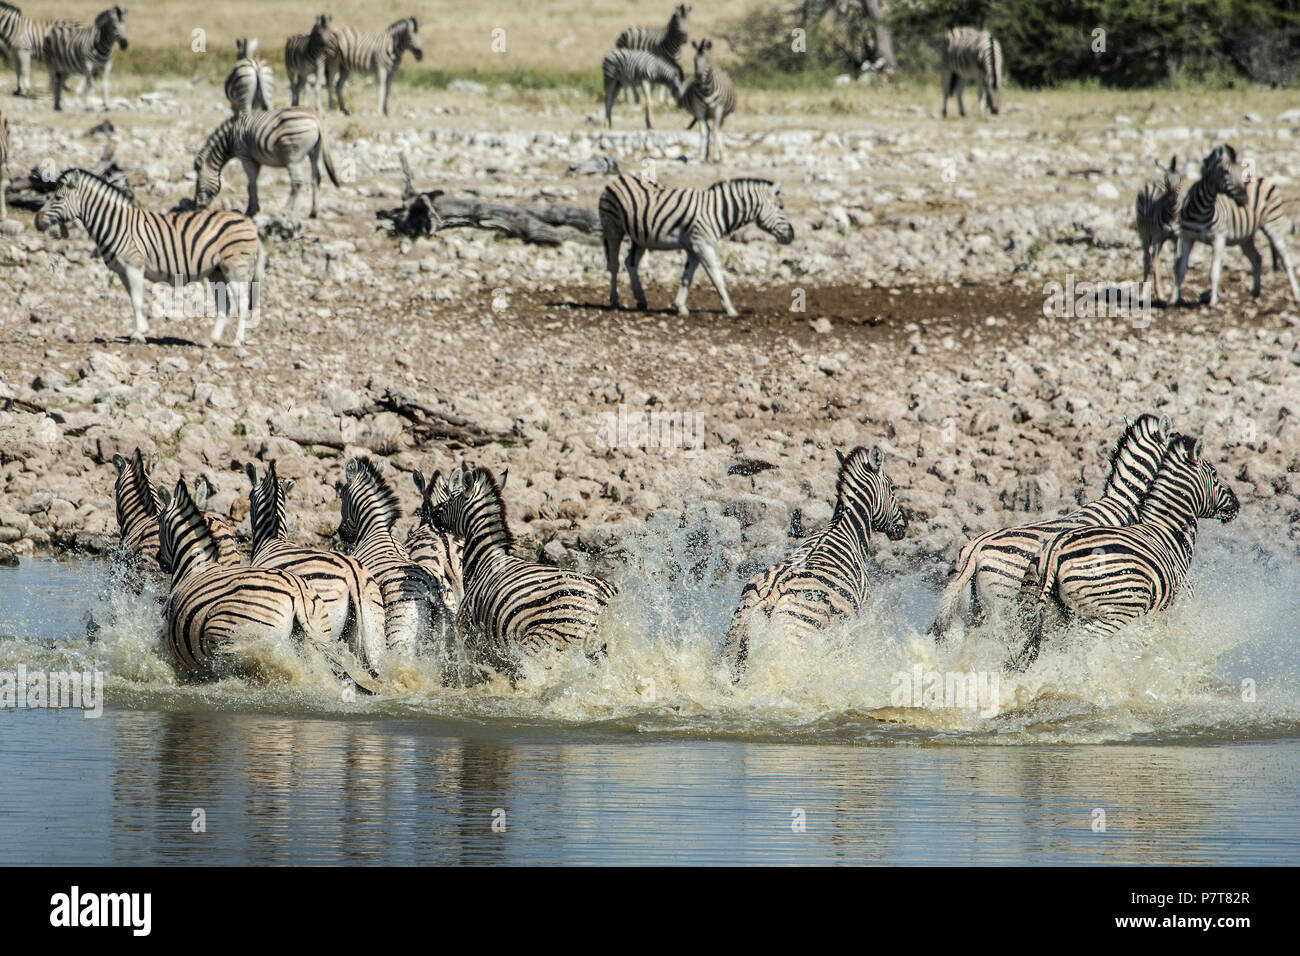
left=42, top=5, right=127, bottom=112
left=680, top=38, right=736, bottom=163
left=1134, top=157, right=1185, bottom=302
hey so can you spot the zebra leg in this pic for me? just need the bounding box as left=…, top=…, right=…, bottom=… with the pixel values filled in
left=1140, top=242, right=1154, bottom=301
left=643, top=80, right=653, bottom=129
left=121, top=264, right=148, bottom=343
left=604, top=78, right=617, bottom=127
left=306, top=148, right=321, bottom=219
left=377, top=67, right=389, bottom=116
left=1240, top=236, right=1263, bottom=298
left=49, top=68, right=62, bottom=111
left=1172, top=236, right=1193, bottom=305
left=1260, top=223, right=1300, bottom=301
left=698, top=244, right=737, bottom=316
left=100, top=63, right=111, bottom=111
left=603, top=224, right=623, bottom=308
left=941, top=73, right=952, bottom=117
left=955, top=79, right=967, bottom=118
left=334, top=68, right=350, bottom=116
left=625, top=244, right=648, bottom=310
left=674, top=252, right=700, bottom=316
left=16, top=50, right=31, bottom=96
left=1208, top=233, right=1227, bottom=306
left=208, top=269, right=230, bottom=346
left=289, top=71, right=300, bottom=107
left=239, top=158, right=261, bottom=217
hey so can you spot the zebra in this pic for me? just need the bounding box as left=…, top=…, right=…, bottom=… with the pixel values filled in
left=324, top=17, right=422, bottom=117
left=599, top=172, right=794, bottom=317
left=602, top=48, right=685, bottom=129
left=193, top=106, right=340, bottom=219
left=928, top=413, right=1174, bottom=640
left=0, top=2, right=77, bottom=96
left=246, top=461, right=387, bottom=674
left=430, top=465, right=617, bottom=682
left=334, top=457, right=453, bottom=659
left=1135, top=156, right=1185, bottom=303
left=35, top=168, right=265, bottom=346
left=1173, top=144, right=1300, bottom=307
left=111, top=447, right=163, bottom=569
left=156, top=477, right=382, bottom=694
left=42, top=5, right=127, bottom=112
left=615, top=3, right=691, bottom=105
left=224, top=37, right=273, bottom=114
left=680, top=39, right=736, bottom=163
left=941, top=26, right=1002, bottom=118
left=285, top=14, right=337, bottom=112
left=407, top=468, right=465, bottom=612
left=0, top=107, right=7, bottom=221
left=722, top=445, right=908, bottom=683
left=1011, top=434, right=1239, bottom=670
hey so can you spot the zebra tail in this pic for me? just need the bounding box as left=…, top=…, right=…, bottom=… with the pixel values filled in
left=320, top=133, right=341, bottom=188
left=928, top=540, right=982, bottom=640
left=298, top=609, right=384, bottom=695
left=1008, top=547, right=1055, bottom=671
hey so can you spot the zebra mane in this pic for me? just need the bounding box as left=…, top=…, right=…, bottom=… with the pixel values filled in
left=1102, top=413, right=1167, bottom=493
left=161, top=479, right=224, bottom=570
left=833, top=446, right=882, bottom=506
left=388, top=17, right=416, bottom=34
left=352, top=457, right=403, bottom=529
left=463, top=467, right=515, bottom=552
left=113, top=446, right=159, bottom=530
left=246, top=460, right=288, bottom=550
left=196, top=116, right=236, bottom=166
left=711, top=177, right=775, bottom=191
left=60, top=167, right=134, bottom=203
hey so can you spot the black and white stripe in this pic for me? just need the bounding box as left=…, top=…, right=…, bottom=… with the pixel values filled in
left=602, top=48, right=685, bottom=129
left=599, top=172, right=794, bottom=316
left=284, top=14, right=337, bottom=112
left=35, top=168, right=265, bottom=345
left=111, top=447, right=162, bottom=568
left=325, top=17, right=422, bottom=117
left=42, top=5, right=127, bottom=112
left=722, top=445, right=907, bottom=682
left=1173, top=144, right=1300, bottom=306
left=1135, top=156, right=1184, bottom=302
left=929, top=413, right=1173, bottom=639
left=1011, top=434, right=1239, bottom=669
left=0, top=2, right=77, bottom=96
left=615, top=3, right=690, bottom=105
left=941, top=26, right=1002, bottom=118
left=680, top=38, right=736, bottom=163
left=407, top=468, right=465, bottom=612
left=193, top=106, right=340, bottom=219
left=430, top=466, right=617, bottom=682
left=224, top=37, right=274, bottom=113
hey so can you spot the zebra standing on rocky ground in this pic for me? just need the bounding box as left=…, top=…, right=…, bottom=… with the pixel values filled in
left=941, top=25, right=1002, bottom=118
left=325, top=16, right=422, bottom=117
left=1135, top=156, right=1185, bottom=302
left=722, top=445, right=908, bottom=683
left=929, top=414, right=1173, bottom=640
left=156, top=477, right=382, bottom=694
left=680, top=38, right=736, bottom=163
left=615, top=3, right=691, bottom=104
left=430, top=466, right=617, bottom=683
left=600, top=173, right=794, bottom=317
left=1011, top=434, right=1239, bottom=670
left=408, top=469, right=465, bottom=611
left=224, top=37, right=273, bottom=113
left=285, top=14, right=337, bottom=112
left=0, top=107, right=7, bottom=221
left=193, top=106, right=340, bottom=219
left=602, top=48, right=685, bottom=129
left=35, top=168, right=265, bottom=346
left=0, top=2, right=77, bottom=96
left=43, top=5, right=127, bottom=112
left=247, top=461, right=388, bottom=676
left=1173, top=144, right=1300, bottom=307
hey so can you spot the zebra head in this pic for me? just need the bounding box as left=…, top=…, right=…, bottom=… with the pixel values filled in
left=235, top=37, right=258, bottom=60
left=193, top=119, right=235, bottom=209
left=112, top=447, right=161, bottom=552
left=307, top=14, right=337, bottom=59
left=335, top=457, right=402, bottom=550
left=412, top=468, right=452, bottom=525
left=96, top=6, right=128, bottom=51
left=673, top=4, right=692, bottom=31
left=1201, top=144, right=1248, bottom=203
left=691, top=38, right=714, bottom=77
left=834, top=445, right=907, bottom=541
left=1152, top=435, right=1240, bottom=525
left=156, top=478, right=224, bottom=576
left=430, top=466, right=511, bottom=546
left=246, top=460, right=294, bottom=549
left=392, top=17, right=423, bottom=61
left=34, top=169, right=85, bottom=239
left=756, top=181, right=795, bottom=245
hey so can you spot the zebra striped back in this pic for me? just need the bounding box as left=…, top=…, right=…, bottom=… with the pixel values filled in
left=942, top=26, right=1002, bottom=116
left=430, top=466, right=617, bottom=681
left=601, top=173, right=793, bottom=249
left=603, top=48, right=685, bottom=93
left=193, top=107, right=338, bottom=214
left=615, top=3, right=691, bottom=62
left=1012, top=435, right=1239, bottom=669
left=42, top=5, right=127, bottom=109
left=330, top=17, right=422, bottom=74
left=224, top=38, right=273, bottom=113
left=722, top=445, right=907, bottom=681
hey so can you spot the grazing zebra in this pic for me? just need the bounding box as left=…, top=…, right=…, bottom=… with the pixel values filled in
left=615, top=3, right=691, bottom=105
left=722, top=445, right=908, bottom=683
left=285, top=14, right=337, bottom=112
left=929, top=413, right=1173, bottom=639
left=429, top=466, right=617, bottom=682
left=325, top=17, right=422, bottom=117
left=680, top=39, right=736, bottom=163
left=1135, top=156, right=1185, bottom=302
left=1011, top=434, right=1239, bottom=670
left=157, top=477, right=381, bottom=693
left=602, top=48, right=685, bottom=129
left=0, top=107, right=7, bottom=221
left=599, top=172, right=794, bottom=317
left=0, top=2, right=77, bottom=96
left=193, top=106, right=340, bottom=219
left=224, top=37, right=273, bottom=113
left=1173, top=144, right=1300, bottom=307
left=35, top=168, right=265, bottom=346
left=407, top=468, right=465, bottom=611
left=43, top=5, right=127, bottom=112
left=941, top=26, right=1002, bottom=118
left=247, top=461, right=387, bottom=673
left=335, top=457, right=453, bottom=658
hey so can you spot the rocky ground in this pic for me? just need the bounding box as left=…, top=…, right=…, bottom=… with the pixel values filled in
left=1, top=81, right=1298, bottom=576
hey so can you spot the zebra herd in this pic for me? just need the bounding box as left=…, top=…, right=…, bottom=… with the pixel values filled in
left=108, top=403, right=1238, bottom=695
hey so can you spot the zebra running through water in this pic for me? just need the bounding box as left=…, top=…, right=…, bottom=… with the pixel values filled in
left=193, top=106, right=340, bottom=219
left=941, top=26, right=1002, bottom=118
left=430, top=466, right=618, bottom=683
left=156, top=477, right=382, bottom=693
left=1173, top=144, right=1300, bottom=307
left=334, top=457, right=453, bottom=660
left=602, top=48, right=685, bottom=129
left=615, top=3, right=691, bottom=105
left=599, top=173, right=794, bottom=317
left=929, top=414, right=1173, bottom=640
left=324, top=17, right=422, bottom=117
left=42, top=5, right=127, bottom=112
left=680, top=39, right=736, bottom=163
left=285, top=14, right=337, bottom=112
left=247, top=461, right=387, bottom=674
left=721, top=445, right=908, bottom=683
left=224, top=37, right=273, bottom=113
left=1135, top=156, right=1185, bottom=303
left=35, top=168, right=265, bottom=346
left=1011, top=434, right=1240, bottom=670
left=0, top=107, right=8, bottom=221
left=0, top=2, right=77, bottom=96
left=407, top=468, right=465, bottom=612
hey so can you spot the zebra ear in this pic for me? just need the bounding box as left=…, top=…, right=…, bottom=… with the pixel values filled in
left=772, top=181, right=782, bottom=195
left=1192, top=438, right=1204, bottom=461
left=412, top=469, right=426, bottom=495
left=284, top=479, right=295, bottom=495
left=147, top=451, right=160, bottom=474
left=497, top=468, right=509, bottom=490
left=245, top=462, right=258, bottom=487
left=868, top=445, right=884, bottom=471
left=112, top=453, right=127, bottom=475
left=834, top=449, right=845, bottom=466
left=193, top=477, right=210, bottom=510
left=373, top=458, right=388, bottom=476
left=1159, top=416, right=1173, bottom=441
left=345, top=458, right=358, bottom=481
left=157, top=487, right=172, bottom=510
